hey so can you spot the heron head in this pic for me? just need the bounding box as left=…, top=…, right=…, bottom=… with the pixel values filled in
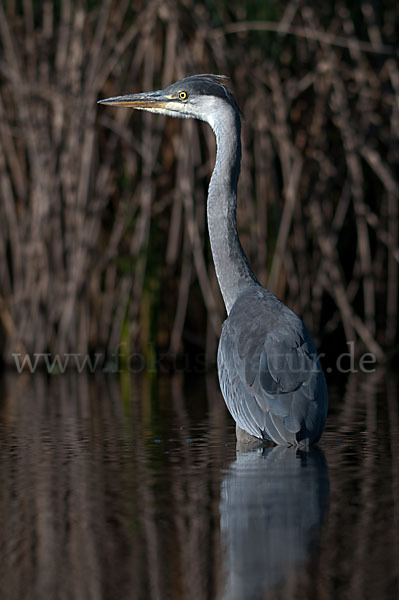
left=98, top=74, right=240, bottom=128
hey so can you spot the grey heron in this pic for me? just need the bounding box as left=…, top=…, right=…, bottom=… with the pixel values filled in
left=98, top=74, right=328, bottom=446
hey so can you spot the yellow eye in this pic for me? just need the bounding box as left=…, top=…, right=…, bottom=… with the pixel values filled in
left=179, top=91, right=187, bottom=100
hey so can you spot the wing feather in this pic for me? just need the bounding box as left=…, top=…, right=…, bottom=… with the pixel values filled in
left=217, top=287, right=328, bottom=445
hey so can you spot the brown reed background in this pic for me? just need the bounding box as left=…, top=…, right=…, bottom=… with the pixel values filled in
left=0, top=0, right=397, bottom=366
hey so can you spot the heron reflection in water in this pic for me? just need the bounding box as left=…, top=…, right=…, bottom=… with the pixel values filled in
left=219, top=445, right=329, bottom=599
left=99, top=75, right=328, bottom=446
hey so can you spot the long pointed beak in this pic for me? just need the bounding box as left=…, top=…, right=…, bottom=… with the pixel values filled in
left=98, top=90, right=171, bottom=110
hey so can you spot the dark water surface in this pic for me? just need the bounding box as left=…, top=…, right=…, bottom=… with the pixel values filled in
left=0, top=369, right=398, bottom=600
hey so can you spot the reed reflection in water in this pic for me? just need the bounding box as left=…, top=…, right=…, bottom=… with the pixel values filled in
left=0, top=372, right=230, bottom=600
left=0, top=369, right=398, bottom=600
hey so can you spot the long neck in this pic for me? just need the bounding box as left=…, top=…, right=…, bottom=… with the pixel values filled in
left=207, top=106, right=258, bottom=314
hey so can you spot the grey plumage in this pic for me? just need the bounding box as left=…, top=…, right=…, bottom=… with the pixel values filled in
left=99, top=74, right=328, bottom=445
left=218, top=288, right=327, bottom=445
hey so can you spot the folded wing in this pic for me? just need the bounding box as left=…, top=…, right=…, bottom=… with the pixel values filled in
left=217, top=288, right=328, bottom=445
